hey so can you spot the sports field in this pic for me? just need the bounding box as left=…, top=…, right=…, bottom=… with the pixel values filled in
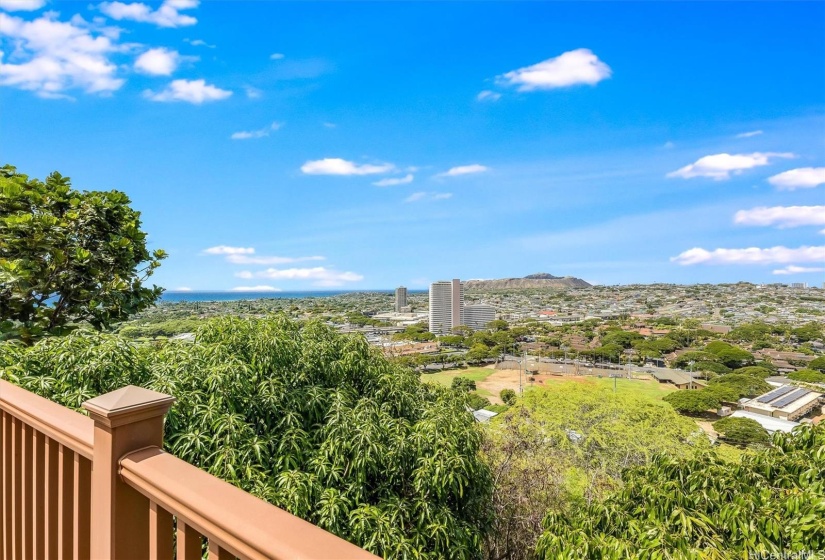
left=422, top=366, right=676, bottom=403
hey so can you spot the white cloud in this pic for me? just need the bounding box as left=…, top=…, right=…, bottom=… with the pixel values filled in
left=663, top=141, right=675, bottom=149
left=0, top=0, right=46, bottom=11
left=437, top=164, right=489, bottom=177
left=99, top=0, right=198, bottom=28
left=0, top=12, right=124, bottom=97
left=174, top=286, right=192, bottom=291
left=477, top=90, right=501, bottom=102
left=184, top=38, right=213, bottom=48
left=735, top=130, right=763, bottom=138
left=244, top=85, right=262, bottom=99
left=230, top=122, right=281, bottom=140
left=767, top=167, right=825, bottom=191
left=323, top=122, right=336, bottom=128
left=134, top=47, right=179, bottom=75
left=203, top=245, right=254, bottom=255
left=373, top=174, right=413, bottom=187
left=671, top=245, right=825, bottom=265
left=772, top=265, right=825, bottom=276
left=300, top=158, right=394, bottom=176
left=241, top=266, right=364, bottom=287
left=144, top=78, right=231, bottom=103
left=404, top=191, right=452, bottom=203
left=226, top=254, right=324, bottom=265
left=667, top=152, right=795, bottom=180
left=496, top=48, right=611, bottom=91
left=734, top=206, right=825, bottom=229
left=231, top=285, right=281, bottom=292
left=269, top=52, right=284, bottom=60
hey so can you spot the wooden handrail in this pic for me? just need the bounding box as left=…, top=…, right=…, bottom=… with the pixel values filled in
left=121, top=446, right=379, bottom=560
left=0, top=379, right=94, bottom=460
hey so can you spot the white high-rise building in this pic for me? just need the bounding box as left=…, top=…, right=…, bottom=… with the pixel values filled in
left=429, top=279, right=463, bottom=334
left=395, top=286, right=408, bottom=312
left=464, top=304, right=496, bottom=330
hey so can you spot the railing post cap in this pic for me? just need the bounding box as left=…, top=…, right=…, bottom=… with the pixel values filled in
left=83, top=385, right=175, bottom=428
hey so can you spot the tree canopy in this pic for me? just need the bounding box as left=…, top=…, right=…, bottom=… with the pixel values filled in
left=537, top=424, right=825, bottom=558
left=482, top=384, right=706, bottom=560
left=0, top=165, right=165, bottom=344
left=1, top=317, right=493, bottom=558
left=712, top=417, right=770, bottom=447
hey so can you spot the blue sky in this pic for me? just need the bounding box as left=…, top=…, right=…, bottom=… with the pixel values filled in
left=1, top=1, right=824, bottom=291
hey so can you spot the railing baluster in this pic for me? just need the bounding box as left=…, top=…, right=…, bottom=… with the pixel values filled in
left=57, top=444, right=75, bottom=559
left=208, top=539, right=232, bottom=560
left=45, top=436, right=59, bottom=559
left=11, top=416, right=21, bottom=560
left=33, top=431, right=46, bottom=560
left=1, top=411, right=6, bottom=560
left=149, top=501, right=173, bottom=560
left=21, top=424, right=33, bottom=560
left=176, top=520, right=202, bottom=560
left=1, top=411, right=7, bottom=560
left=73, top=453, right=91, bottom=559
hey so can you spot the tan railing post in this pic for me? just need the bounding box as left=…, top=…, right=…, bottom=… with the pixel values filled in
left=83, top=386, right=175, bottom=560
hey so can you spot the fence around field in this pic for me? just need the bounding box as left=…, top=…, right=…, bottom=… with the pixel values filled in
left=0, top=379, right=378, bottom=560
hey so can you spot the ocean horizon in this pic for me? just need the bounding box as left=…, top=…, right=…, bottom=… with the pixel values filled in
left=160, top=290, right=424, bottom=303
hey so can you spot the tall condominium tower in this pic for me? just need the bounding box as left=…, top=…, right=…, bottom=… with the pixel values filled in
left=429, top=279, right=464, bottom=334
left=464, top=303, right=496, bottom=330
left=395, top=286, right=408, bottom=312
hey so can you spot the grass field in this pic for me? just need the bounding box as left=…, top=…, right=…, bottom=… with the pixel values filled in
left=420, top=366, right=497, bottom=385
left=420, top=367, right=498, bottom=397
left=532, top=375, right=678, bottom=401
left=421, top=367, right=676, bottom=402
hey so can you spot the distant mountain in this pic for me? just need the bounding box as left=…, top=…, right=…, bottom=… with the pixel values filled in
left=464, top=273, right=591, bottom=290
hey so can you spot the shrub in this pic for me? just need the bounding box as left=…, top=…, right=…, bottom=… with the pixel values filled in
left=712, top=417, right=770, bottom=446
left=500, top=388, right=517, bottom=405
left=787, top=368, right=825, bottom=384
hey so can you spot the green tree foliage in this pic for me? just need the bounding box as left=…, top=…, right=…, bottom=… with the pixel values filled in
left=499, top=388, right=517, bottom=406
left=391, top=322, right=436, bottom=342
left=593, top=343, right=623, bottom=362
left=117, top=318, right=203, bottom=339
left=487, top=319, right=509, bottom=332
left=712, top=417, right=770, bottom=447
left=452, top=376, right=477, bottom=392
left=708, top=373, right=771, bottom=399
left=663, top=389, right=722, bottom=414
left=792, top=322, right=823, bottom=343
left=467, top=393, right=492, bottom=411
left=601, top=330, right=643, bottom=349
left=536, top=424, right=825, bottom=558
left=787, top=368, right=825, bottom=384
left=1, top=317, right=493, bottom=558
left=0, top=165, right=166, bottom=344
left=483, top=385, right=706, bottom=560
left=694, top=360, right=731, bottom=375
left=704, top=341, right=754, bottom=369
left=732, top=366, right=773, bottom=379
left=466, top=343, right=494, bottom=364
left=809, top=356, right=825, bottom=372
left=438, top=334, right=466, bottom=348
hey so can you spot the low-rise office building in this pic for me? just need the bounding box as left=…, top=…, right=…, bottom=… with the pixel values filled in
left=741, top=385, right=823, bottom=421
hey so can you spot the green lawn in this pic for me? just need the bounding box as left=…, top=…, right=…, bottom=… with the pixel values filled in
left=421, top=367, right=497, bottom=386
left=530, top=376, right=677, bottom=401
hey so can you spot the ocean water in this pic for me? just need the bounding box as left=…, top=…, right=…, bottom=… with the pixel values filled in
left=160, top=290, right=396, bottom=303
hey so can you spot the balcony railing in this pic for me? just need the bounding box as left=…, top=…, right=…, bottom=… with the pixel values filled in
left=0, top=379, right=379, bottom=560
